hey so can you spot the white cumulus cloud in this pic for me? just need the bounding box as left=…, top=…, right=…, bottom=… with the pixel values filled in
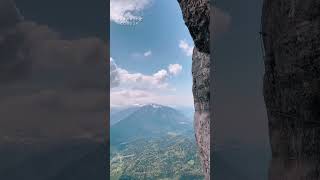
left=110, top=57, right=169, bottom=90
left=111, top=89, right=193, bottom=108
left=110, top=0, right=152, bottom=25
left=168, top=64, right=182, bottom=76
left=110, top=58, right=190, bottom=108
left=143, top=50, right=152, bottom=57
left=179, top=40, right=194, bottom=56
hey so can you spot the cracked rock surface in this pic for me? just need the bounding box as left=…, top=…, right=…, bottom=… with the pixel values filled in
left=262, top=0, right=320, bottom=179
left=177, top=0, right=210, bottom=179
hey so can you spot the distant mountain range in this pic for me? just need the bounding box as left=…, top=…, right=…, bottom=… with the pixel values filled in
left=110, top=104, right=203, bottom=179
left=110, top=104, right=194, bottom=126
left=110, top=104, right=193, bottom=145
left=110, top=106, right=140, bottom=126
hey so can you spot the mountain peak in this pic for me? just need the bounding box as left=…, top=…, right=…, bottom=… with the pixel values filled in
left=111, top=103, right=192, bottom=145
left=143, top=103, right=165, bottom=109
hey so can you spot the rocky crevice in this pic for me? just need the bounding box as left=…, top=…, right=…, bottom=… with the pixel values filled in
left=177, top=0, right=210, bottom=179
left=262, top=0, right=320, bottom=179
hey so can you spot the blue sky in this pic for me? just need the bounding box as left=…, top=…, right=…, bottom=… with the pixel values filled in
left=110, top=0, right=194, bottom=108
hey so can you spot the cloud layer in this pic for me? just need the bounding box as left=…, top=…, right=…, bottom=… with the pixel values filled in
left=110, top=0, right=152, bottom=25
left=179, top=40, right=194, bottom=56
left=168, top=64, right=182, bottom=76
left=143, top=50, right=152, bottom=57
left=110, top=58, right=182, bottom=90
left=111, top=89, right=193, bottom=107
left=110, top=58, right=189, bottom=107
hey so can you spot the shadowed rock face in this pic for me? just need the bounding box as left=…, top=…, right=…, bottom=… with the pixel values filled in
left=177, top=0, right=210, bottom=179
left=262, top=0, right=320, bottom=179
left=178, top=0, right=210, bottom=54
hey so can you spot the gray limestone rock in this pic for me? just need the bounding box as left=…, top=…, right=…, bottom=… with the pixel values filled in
left=177, top=0, right=210, bottom=54
left=193, top=48, right=210, bottom=180
left=177, top=0, right=211, bottom=179
left=262, top=0, right=320, bottom=179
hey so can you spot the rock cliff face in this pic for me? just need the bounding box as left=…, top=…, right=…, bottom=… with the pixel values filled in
left=177, top=0, right=210, bottom=179
left=262, top=0, right=320, bottom=179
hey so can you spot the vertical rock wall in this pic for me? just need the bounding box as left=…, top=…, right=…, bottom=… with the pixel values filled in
left=262, top=0, right=320, bottom=179
left=177, top=0, right=210, bottom=179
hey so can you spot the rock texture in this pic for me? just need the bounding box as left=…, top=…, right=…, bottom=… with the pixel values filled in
left=177, top=0, right=210, bottom=54
left=193, top=48, right=210, bottom=180
left=262, top=0, right=320, bottom=179
left=177, top=0, right=210, bottom=179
